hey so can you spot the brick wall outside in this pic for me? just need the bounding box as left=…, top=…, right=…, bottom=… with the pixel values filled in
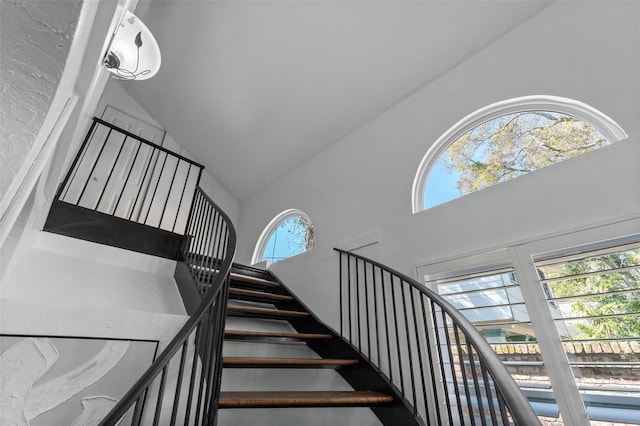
left=491, top=341, right=640, bottom=426
left=491, top=340, right=640, bottom=389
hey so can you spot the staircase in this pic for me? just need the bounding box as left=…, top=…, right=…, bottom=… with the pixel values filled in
left=215, top=265, right=417, bottom=425
left=45, top=119, right=539, bottom=425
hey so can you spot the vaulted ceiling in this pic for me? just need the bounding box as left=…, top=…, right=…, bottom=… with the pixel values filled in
left=122, top=1, right=552, bottom=202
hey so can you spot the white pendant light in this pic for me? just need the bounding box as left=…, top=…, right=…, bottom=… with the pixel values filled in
left=104, top=10, right=161, bottom=80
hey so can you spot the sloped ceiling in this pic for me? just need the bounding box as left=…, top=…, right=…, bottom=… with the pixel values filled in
left=122, top=1, right=551, bottom=201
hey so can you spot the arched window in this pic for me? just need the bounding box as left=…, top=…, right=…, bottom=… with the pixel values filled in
left=412, top=96, right=628, bottom=213
left=252, top=209, right=316, bottom=264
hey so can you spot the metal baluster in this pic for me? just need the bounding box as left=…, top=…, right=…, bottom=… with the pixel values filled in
left=390, top=275, right=405, bottom=394
left=400, top=281, right=417, bottom=413
left=59, top=118, right=99, bottom=200
left=172, top=163, right=193, bottom=232
left=356, top=258, right=362, bottom=352
left=435, top=303, right=462, bottom=424
left=169, top=340, right=189, bottom=426
left=207, top=213, right=223, bottom=277
left=189, top=192, right=206, bottom=266
left=133, top=147, right=160, bottom=223
left=186, top=192, right=204, bottom=265
left=180, top=168, right=204, bottom=237
left=347, top=254, right=352, bottom=343
left=184, top=323, right=202, bottom=425
left=202, top=298, right=218, bottom=421
left=113, top=140, right=143, bottom=216
left=95, top=134, right=128, bottom=211
left=373, top=265, right=381, bottom=367
left=420, top=295, right=441, bottom=426
left=143, top=151, right=169, bottom=225
left=453, top=324, right=475, bottom=426
left=382, top=270, right=393, bottom=383
left=77, top=127, right=113, bottom=206
left=410, top=287, right=429, bottom=424
left=132, top=393, right=146, bottom=426
left=130, top=147, right=157, bottom=222
left=195, top=202, right=213, bottom=288
left=466, top=342, right=487, bottom=425
left=340, top=253, right=344, bottom=336
left=193, top=304, right=215, bottom=426
left=364, top=260, right=372, bottom=358
left=158, top=157, right=181, bottom=229
left=207, top=275, right=232, bottom=425
left=152, top=366, right=169, bottom=426
left=496, top=387, right=510, bottom=425
left=479, top=357, right=499, bottom=425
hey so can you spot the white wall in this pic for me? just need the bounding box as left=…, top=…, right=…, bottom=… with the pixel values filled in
left=235, top=1, right=640, bottom=329
left=97, top=79, right=241, bottom=225
left=2, top=232, right=184, bottom=315
left=0, top=0, right=81, bottom=201
left=0, top=0, right=125, bottom=283
left=0, top=0, right=81, bottom=279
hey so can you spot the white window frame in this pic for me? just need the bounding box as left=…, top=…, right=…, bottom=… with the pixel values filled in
left=251, top=208, right=314, bottom=265
left=411, top=95, right=628, bottom=214
left=416, top=217, right=640, bottom=425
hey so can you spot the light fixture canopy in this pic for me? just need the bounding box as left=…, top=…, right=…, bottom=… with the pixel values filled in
left=104, top=11, right=161, bottom=80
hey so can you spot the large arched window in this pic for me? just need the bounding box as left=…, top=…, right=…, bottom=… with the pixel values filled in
left=412, top=96, right=628, bottom=213
left=252, top=209, right=316, bottom=264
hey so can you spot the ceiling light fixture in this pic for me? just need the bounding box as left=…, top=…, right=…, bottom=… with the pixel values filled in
left=103, top=11, right=161, bottom=80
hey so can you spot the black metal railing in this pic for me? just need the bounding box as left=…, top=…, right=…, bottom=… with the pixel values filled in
left=336, top=249, right=541, bottom=426
left=57, top=117, right=204, bottom=234
left=99, top=188, right=236, bottom=426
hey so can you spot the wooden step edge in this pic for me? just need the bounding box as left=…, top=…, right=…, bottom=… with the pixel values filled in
left=230, top=272, right=279, bottom=287
left=227, top=305, right=309, bottom=318
left=224, top=330, right=332, bottom=342
left=189, top=268, right=279, bottom=287
left=223, top=357, right=358, bottom=368
left=218, top=390, right=394, bottom=408
left=229, top=288, right=293, bottom=301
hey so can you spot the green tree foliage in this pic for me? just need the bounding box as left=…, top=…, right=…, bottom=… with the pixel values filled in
left=290, top=215, right=316, bottom=251
left=444, top=111, right=608, bottom=194
left=544, top=249, right=640, bottom=339
left=442, top=112, right=637, bottom=340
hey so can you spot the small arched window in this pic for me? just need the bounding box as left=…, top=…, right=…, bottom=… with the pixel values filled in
left=252, top=209, right=316, bottom=264
left=412, top=96, right=627, bottom=213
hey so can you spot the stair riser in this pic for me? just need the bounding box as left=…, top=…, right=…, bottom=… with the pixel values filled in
left=219, top=401, right=392, bottom=409
left=228, top=281, right=281, bottom=293
left=223, top=365, right=357, bottom=369
left=228, top=294, right=294, bottom=305
left=224, top=336, right=327, bottom=344
left=227, top=311, right=308, bottom=321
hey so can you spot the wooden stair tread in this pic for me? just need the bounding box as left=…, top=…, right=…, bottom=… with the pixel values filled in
left=223, top=357, right=358, bottom=368
left=224, top=330, right=331, bottom=341
left=218, top=391, right=394, bottom=408
left=229, top=287, right=293, bottom=301
left=230, top=272, right=279, bottom=287
left=190, top=269, right=278, bottom=287
left=227, top=304, right=309, bottom=318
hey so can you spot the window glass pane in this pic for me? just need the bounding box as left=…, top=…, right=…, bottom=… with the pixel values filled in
left=260, top=215, right=315, bottom=263
left=536, top=245, right=640, bottom=425
left=424, top=111, right=609, bottom=209
left=429, top=270, right=560, bottom=422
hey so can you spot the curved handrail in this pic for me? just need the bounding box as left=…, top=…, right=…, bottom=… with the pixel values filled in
left=335, top=248, right=540, bottom=425
left=99, top=188, right=236, bottom=425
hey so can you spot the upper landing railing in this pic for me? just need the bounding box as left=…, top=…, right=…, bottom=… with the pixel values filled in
left=56, top=117, right=204, bottom=235
left=336, top=248, right=541, bottom=426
